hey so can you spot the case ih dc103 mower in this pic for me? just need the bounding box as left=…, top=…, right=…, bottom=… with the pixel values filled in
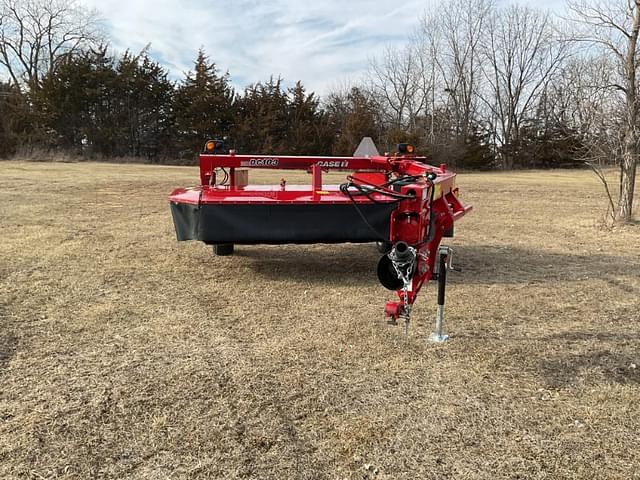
left=169, top=139, right=472, bottom=341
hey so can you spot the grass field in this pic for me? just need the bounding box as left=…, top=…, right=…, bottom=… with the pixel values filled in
left=1, top=161, right=639, bottom=479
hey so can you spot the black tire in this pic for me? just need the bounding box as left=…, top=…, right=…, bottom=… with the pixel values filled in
left=213, top=243, right=234, bottom=256
left=443, top=226, right=454, bottom=238
left=376, top=241, right=392, bottom=254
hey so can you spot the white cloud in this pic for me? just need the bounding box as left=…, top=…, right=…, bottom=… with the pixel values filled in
left=83, top=0, right=424, bottom=93
left=84, top=0, right=566, bottom=94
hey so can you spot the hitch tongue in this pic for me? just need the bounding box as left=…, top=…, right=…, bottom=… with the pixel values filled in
left=389, top=242, right=417, bottom=283
left=386, top=242, right=417, bottom=334
left=385, top=301, right=402, bottom=325
left=391, top=241, right=414, bottom=263
left=377, top=241, right=416, bottom=291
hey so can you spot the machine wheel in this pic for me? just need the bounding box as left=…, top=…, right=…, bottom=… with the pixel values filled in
left=213, top=243, right=234, bottom=256
left=376, top=241, right=392, bottom=254
left=444, top=226, right=454, bottom=238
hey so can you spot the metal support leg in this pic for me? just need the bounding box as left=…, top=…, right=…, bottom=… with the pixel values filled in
left=429, top=247, right=449, bottom=343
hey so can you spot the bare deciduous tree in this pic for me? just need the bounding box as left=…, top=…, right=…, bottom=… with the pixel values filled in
left=544, top=55, right=625, bottom=221
left=421, top=0, right=494, bottom=139
left=368, top=43, right=429, bottom=132
left=480, top=5, right=568, bottom=169
left=567, top=0, right=639, bottom=222
left=0, top=0, right=100, bottom=91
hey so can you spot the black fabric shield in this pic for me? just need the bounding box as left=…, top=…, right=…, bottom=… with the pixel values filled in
left=170, top=202, right=396, bottom=244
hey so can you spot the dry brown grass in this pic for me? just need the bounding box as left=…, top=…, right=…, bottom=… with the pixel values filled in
left=1, top=161, right=639, bottom=479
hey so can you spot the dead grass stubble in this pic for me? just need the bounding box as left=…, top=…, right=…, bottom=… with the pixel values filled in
left=0, top=162, right=639, bottom=479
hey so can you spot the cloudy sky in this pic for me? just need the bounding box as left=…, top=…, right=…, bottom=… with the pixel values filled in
left=84, top=0, right=566, bottom=94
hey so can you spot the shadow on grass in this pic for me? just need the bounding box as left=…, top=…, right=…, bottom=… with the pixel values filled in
left=237, top=243, right=640, bottom=288
left=236, top=243, right=381, bottom=286
left=545, top=330, right=638, bottom=342
left=0, top=306, right=18, bottom=371
left=0, top=334, right=17, bottom=370
left=453, top=245, right=640, bottom=286
left=541, top=350, right=640, bottom=388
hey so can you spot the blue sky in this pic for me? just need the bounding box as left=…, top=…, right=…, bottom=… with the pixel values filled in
left=84, top=0, right=566, bottom=95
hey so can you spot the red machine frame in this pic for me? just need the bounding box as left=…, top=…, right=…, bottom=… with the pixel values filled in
left=169, top=146, right=472, bottom=337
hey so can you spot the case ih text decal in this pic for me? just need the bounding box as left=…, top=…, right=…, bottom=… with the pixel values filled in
left=240, top=158, right=350, bottom=168
left=315, top=160, right=350, bottom=168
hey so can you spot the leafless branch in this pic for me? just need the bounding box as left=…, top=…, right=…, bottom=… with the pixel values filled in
left=0, top=0, right=101, bottom=91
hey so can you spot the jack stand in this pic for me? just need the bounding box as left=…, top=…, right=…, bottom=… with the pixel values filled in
left=429, top=246, right=451, bottom=343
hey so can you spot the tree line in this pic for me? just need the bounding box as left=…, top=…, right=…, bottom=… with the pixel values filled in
left=0, top=0, right=638, bottom=220
left=0, top=46, right=357, bottom=161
